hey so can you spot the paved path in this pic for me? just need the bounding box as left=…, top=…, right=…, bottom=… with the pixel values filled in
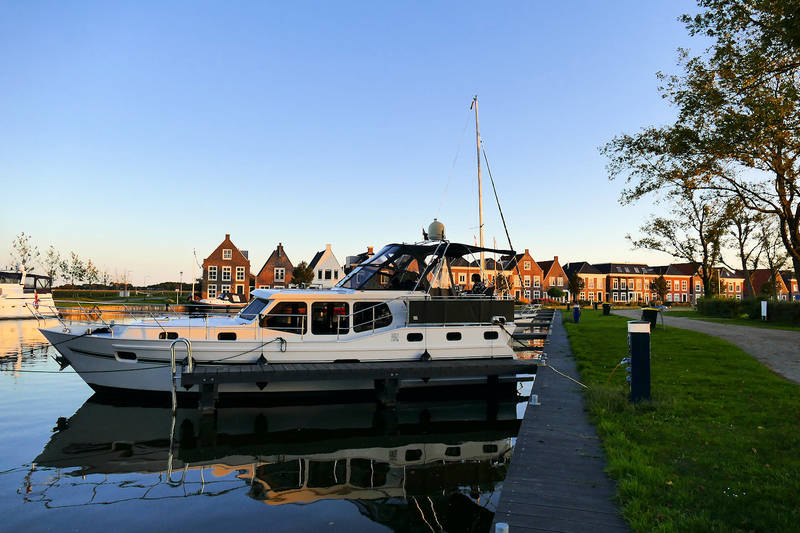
left=612, top=309, right=800, bottom=385
left=493, top=312, right=629, bottom=532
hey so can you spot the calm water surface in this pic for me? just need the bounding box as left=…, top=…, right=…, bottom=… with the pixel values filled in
left=0, top=319, right=527, bottom=532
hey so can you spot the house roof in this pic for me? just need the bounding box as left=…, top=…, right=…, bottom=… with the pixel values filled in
left=307, top=250, right=325, bottom=271
left=537, top=260, right=555, bottom=273
left=257, top=243, right=293, bottom=277
left=652, top=265, right=692, bottom=277
left=750, top=269, right=788, bottom=294
left=563, top=261, right=601, bottom=276
left=592, top=263, right=656, bottom=275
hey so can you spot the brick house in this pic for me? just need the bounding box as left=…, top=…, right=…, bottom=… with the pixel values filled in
left=593, top=263, right=658, bottom=304
left=538, top=256, right=568, bottom=301
left=563, top=261, right=605, bottom=303
left=255, top=243, right=294, bottom=289
left=746, top=268, right=790, bottom=300
left=780, top=271, right=800, bottom=301
left=652, top=265, right=693, bottom=304
left=502, top=249, right=544, bottom=302
left=202, top=234, right=250, bottom=299
left=718, top=268, right=745, bottom=300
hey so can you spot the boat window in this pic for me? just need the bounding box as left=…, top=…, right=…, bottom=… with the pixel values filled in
left=405, top=449, right=423, bottom=461
left=350, top=458, right=389, bottom=488
left=446, top=331, right=462, bottom=341
left=307, top=460, right=347, bottom=488
left=239, top=298, right=269, bottom=321
left=445, top=446, right=461, bottom=457
left=336, top=245, right=428, bottom=291
left=407, top=332, right=423, bottom=342
left=260, top=302, right=307, bottom=334
left=484, top=330, right=499, bottom=340
left=353, top=302, right=393, bottom=332
left=158, top=331, right=179, bottom=340
left=483, top=444, right=499, bottom=453
left=115, top=351, right=137, bottom=361
left=217, top=332, right=237, bottom=340
left=311, top=302, right=349, bottom=335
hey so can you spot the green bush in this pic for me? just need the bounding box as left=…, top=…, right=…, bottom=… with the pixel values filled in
left=697, top=297, right=800, bottom=324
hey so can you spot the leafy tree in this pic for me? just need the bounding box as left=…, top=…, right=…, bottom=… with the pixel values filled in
left=722, top=200, right=763, bottom=297
left=605, top=0, right=800, bottom=287
left=9, top=232, right=39, bottom=272
left=567, top=273, right=584, bottom=302
left=85, top=259, right=99, bottom=287
left=650, top=276, right=669, bottom=302
left=42, top=245, right=61, bottom=284
left=66, top=252, right=85, bottom=286
left=101, top=269, right=112, bottom=286
left=626, top=188, right=728, bottom=296
left=495, top=273, right=510, bottom=293
left=547, top=286, right=564, bottom=299
left=291, top=261, right=314, bottom=286
left=759, top=217, right=788, bottom=300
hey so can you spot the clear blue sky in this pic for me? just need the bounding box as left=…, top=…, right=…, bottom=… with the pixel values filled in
left=0, top=0, right=700, bottom=283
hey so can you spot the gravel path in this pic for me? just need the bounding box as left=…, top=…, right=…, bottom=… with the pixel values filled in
left=612, top=309, right=800, bottom=385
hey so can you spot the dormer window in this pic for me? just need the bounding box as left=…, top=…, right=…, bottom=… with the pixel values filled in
left=523, top=261, right=531, bottom=270
left=223, top=249, right=232, bottom=260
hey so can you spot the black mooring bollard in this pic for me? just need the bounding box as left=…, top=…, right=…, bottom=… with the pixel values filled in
left=627, top=320, right=651, bottom=402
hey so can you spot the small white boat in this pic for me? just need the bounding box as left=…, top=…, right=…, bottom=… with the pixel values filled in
left=40, top=239, right=523, bottom=397
left=0, top=270, right=57, bottom=319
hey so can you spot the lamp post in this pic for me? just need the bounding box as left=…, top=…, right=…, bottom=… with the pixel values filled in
left=179, top=271, right=183, bottom=303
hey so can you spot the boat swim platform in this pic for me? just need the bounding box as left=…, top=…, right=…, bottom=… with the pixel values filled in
left=180, top=357, right=541, bottom=410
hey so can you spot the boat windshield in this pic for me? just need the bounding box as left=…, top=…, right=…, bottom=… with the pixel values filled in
left=337, top=245, right=428, bottom=291
left=239, top=298, right=269, bottom=321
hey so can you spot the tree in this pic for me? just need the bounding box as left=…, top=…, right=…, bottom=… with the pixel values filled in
left=42, top=245, right=61, bottom=284
left=291, top=261, right=315, bottom=286
left=722, top=200, right=763, bottom=297
left=85, top=259, right=99, bottom=287
left=9, top=232, right=39, bottom=272
left=759, top=217, right=788, bottom=300
left=547, top=286, right=564, bottom=300
left=101, top=269, right=112, bottom=287
left=495, top=273, right=510, bottom=293
left=567, top=273, right=584, bottom=302
left=66, top=252, right=85, bottom=286
left=605, top=1, right=800, bottom=287
left=650, top=276, right=669, bottom=302
left=626, top=188, right=728, bottom=297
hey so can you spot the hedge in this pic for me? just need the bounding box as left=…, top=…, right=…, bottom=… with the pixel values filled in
left=696, top=297, right=800, bottom=324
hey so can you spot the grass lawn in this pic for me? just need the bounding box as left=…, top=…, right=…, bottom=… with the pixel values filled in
left=663, top=309, right=800, bottom=332
left=562, top=309, right=800, bottom=532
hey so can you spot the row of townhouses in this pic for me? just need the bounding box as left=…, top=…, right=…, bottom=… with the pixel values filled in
left=199, top=234, right=800, bottom=303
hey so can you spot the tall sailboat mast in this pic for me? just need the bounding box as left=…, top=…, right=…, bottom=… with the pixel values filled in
left=471, top=95, right=485, bottom=278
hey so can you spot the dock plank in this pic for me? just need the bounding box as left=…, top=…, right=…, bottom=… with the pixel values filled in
left=493, top=311, right=629, bottom=532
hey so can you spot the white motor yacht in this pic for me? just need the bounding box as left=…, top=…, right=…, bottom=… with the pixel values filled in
left=0, top=270, right=57, bottom=319
left=40, top=240, right=522, bottom=397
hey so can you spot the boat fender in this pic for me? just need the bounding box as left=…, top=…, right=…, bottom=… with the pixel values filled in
left=257, top=354, right=268, bottom=365
left=420, top=350, right=431, bottom=362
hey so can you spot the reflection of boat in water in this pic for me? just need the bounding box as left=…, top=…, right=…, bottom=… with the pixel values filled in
left=30, top=396, right=521, bottom=529
left=0, top=270, right=56, bottom=319
left=0, top=318, right=58, bottom=370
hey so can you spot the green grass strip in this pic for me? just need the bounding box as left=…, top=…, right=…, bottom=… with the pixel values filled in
left=562, top=309, right=800, bottom=532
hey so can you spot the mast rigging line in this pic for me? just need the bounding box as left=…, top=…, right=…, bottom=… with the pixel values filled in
left=481, top=141, right=525, bottom=289
left=436, top=107, right=473, bottom=216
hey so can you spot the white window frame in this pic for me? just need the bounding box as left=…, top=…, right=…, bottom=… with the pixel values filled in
left=221, top=284, right=231, bottom=294
left=523, top=275, right=531, bottom=287
left=235, top=284, right=244, bottom=294
left=207, top=284, right=217, bottom=298
left=681, top=280, right=688, bottom=291
left=222, top=266, right=232, bottom=281
left=523, top=261, right=531, bottom=270
left=208, top=266, right=217, bottom=281
left=274, top=267, right=285, bottom=282
left=236, top=266, right=245, bottom=281
left=458, top=273, right=466, bottom=284
left=223, top=249, right=232, bottom=260
left=533, top=276, right=541, bottom=288
left=259, top=285, right=270, bottom=289
left=620, top=279, right=627, bottom=290
left=613, top=279, right=619, bottom=290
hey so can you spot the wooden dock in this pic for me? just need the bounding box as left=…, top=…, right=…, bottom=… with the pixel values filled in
left=493, top=311, right=629, bottom=532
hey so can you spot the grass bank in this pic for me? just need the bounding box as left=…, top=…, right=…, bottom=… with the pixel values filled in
left=562, top=309, right=800, bottom=532
left=662, top=309, right=800, bottom=332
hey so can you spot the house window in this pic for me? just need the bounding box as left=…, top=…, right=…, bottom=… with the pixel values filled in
left=596, top=291, right=602, bottom=301
left=222, top=266, right=231, bottom=281
left=221, top=284, right=231, bottom=294
left=318, top=270, right=323, bottom=279
left=550, top=276, right=556, bottom=285
left=524, top=290, right=531, bottom=300
left=681, top=280, right=688, bottom=291
left=588, top=278, right=595, bottom=289
left=235, top=284, right=244, bottom=294
left=223, top=249, right=232, bottom=260
left=613, top=279, right=619, bottom=290
left=208, top=266, right=217, bottom=281
left=620, top=279, right=627, bottom=290
left=557, top=276, right=563, bottom=286
left=695, top=282, right=701, bottom=292
left=523, top=261, right=531, bottom=270
left=207, top=284, right=217, bottom=298
left=667, top=293, right=673, bottom=302
left=524, top=276, right=530, bottom=287
left=334, top=270, right=339, bottom=279
left=274, top=268, right=285, bottom=282
left=588, top=292, right=594, bottom=301
left=259, top=285, right=270, bottom=289
left=579, top=291, right=585, bottom=300
left=324, top=270, right=332, bottom=280
left=533, top=290, right=540, bottom=299
left=515, top=290, right=521, bottom=299
left=636, top=279, right=642, bottom=290
left=236, top=267, right=245, bottom=281
left=458, top=273, right=466, bottom=284
left=533, top=276, right=540, bottom=287
left=666, top=279, right=672, bottom=291
left=736, top=283, right=741, bottom=293
left=311, top=302, right=349, bottom=335
left=620, top=292, right=627, bottom=302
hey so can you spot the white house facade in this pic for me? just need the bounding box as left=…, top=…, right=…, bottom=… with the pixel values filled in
left=308, top=243, right=344, bottom=289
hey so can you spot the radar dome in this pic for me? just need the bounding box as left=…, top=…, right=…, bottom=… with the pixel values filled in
left=428, top=218, right=446, bottom=240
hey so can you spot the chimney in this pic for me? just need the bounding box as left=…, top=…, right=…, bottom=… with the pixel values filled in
left=277, top=243, right=283, bottom=257
left=525, top=248, right=529, bottom=254
left=367, top=246, right=374, bottom=255
left=325, top=243, right=332, bottom=252
left=554, top=255, right=558, bottom=263
left=225, top=233, right=230, bottom=240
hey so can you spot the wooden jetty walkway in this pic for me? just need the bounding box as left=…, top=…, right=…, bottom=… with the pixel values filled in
left=493, top=311, right=629, bottom=532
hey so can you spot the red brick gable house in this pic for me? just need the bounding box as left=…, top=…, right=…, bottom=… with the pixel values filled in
left=201, top=234, right=251, bottom=300
left=538, top=256, right=568, bottom=300
left=780, top=271, right=799, bottom=301
left=563, top=261, right=605, bottom=303
left=255, top=243, right=294, bottom=289
left=747, top=268, right=790, bottom=299
left=652, top=265, right=693, bottom=303
left=593, top=263, right=658, bottom=304
left=502, top=249, right=544, bottom=302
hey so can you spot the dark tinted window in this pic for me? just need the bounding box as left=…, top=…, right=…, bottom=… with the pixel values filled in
left=353, top=302, right=393, bottom=332
left=217, top=332, right=237, bottom=340
left=239, top=298, right=268, bottom=321
left=116, top=351, right=136, bottom=361
left=261, top=302, right=307, bottom=334
left=407, top=333, right=423, bottom=342
left=158, top=331, right=179, bottom=340
left=311, top=302, right=349, bottom=335
left=446, top=331, right=462, bottom=341
left=484, top=330, right=499, bottom=340
left=405, top=449, right=422, bottom=461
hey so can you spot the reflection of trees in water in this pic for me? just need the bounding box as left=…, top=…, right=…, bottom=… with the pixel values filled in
left=0, top=319, right=58, bottom=369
